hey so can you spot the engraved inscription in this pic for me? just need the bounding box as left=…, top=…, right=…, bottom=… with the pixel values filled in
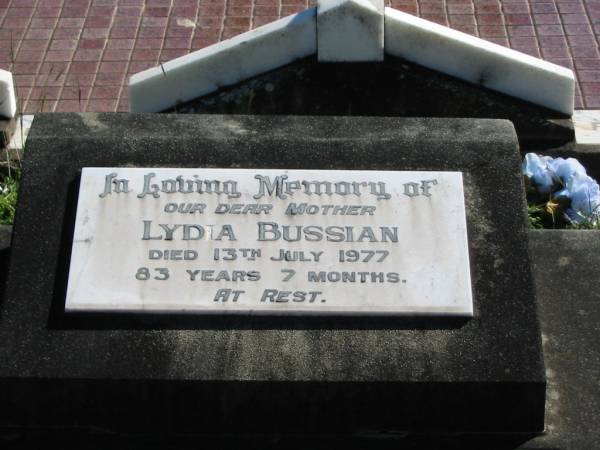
left=65, top=168, right=473, bottom=316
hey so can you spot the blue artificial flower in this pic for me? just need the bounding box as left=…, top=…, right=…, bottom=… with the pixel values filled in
left=548, top=157, right=587, bottom=185
left=564, top=173, right=600, bottom=224
left=522, top=153, right=555, bottom=193
left=523, top=153, right=600, bottom=224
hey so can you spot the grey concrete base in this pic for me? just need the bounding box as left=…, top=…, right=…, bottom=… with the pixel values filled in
left=2, top=115, right=598, bottom=448
left=522, top=230, right=600, bottom=450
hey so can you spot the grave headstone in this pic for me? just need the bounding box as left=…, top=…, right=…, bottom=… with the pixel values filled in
left=0, top=113, right=544, bottom=440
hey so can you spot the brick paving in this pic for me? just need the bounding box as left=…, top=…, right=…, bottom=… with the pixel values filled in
left=0, top=0, right=598, bottom=113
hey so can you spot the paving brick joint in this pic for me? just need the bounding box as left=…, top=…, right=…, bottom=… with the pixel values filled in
left=0, top=0, right=598, bottom=113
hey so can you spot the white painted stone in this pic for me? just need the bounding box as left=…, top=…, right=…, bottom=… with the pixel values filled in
left=574, top=110, right=600, bottom=145
left=129, top=9, right=316, bottom=113
left=317, top=0, right=384, bottom=62
left=66, top=167, right=473, bottom=316
left=0, top=69, right=16, bottom=119
left=384, top=8, right=575, bottom=115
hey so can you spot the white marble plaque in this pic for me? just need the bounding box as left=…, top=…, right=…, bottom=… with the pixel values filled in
left=65, top=168, right=473, bottom=316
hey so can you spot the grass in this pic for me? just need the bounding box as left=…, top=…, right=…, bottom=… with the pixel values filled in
left=0, top=118, right=22, bottom=227
left=527, top=204, right=544, bottom=229
left=527, top=202, right=600, bottom=230
left=0, top=61, right=78, bottom=227
left=0, top=140, right=20, bottom=226
left=0, top=173, right=19, bottom=225
left=0, top=31, right=22, bottom=226
left=0, top=49, right=74, bottom=227
left=566, top=215, right=600, bottom=230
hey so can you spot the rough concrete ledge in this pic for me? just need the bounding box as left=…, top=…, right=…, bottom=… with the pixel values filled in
left=574, top=110, right=600, bottom=146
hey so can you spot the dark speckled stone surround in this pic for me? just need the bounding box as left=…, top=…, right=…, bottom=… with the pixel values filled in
left=0, top=113, right=544, bottom=439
